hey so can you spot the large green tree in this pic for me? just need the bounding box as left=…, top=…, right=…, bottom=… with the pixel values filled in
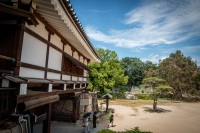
left=121, top=57, right=145, bottom=87
left=141, top=77, right=172, bottom=111
left=121, top=58, right=157, bottom=87
left=158, top=50, right=200, bottom=98
left=88, top=48, right=128, bottom=93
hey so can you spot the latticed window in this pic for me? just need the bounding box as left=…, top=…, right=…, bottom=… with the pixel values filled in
left=63, top=56, right=84, bottom=76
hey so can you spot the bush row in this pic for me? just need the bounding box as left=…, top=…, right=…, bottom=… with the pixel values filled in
left=97, top=127, right=152, bottom=133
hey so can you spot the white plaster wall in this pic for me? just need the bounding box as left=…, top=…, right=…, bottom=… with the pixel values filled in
left=62, top=75, right=71, bottom=80
left=72, top=76, right=78, bottom=81
left=84, top=59, right=88, bottom=65
left=73, top=51, right=79, bottom=60
left=64, top=45, right=72, bottom=55
left=25, top=19, right=48, bottom=40
left=80, top=56, right=83, bottom=63
left=83, top=78, right=87, bottom=81
left=48, top=47, right=62, bottom=71
left=50, top=34, right=63, bottom=50
left=79, top=77, right=83, bottom=81
left=47, top=72, right=60, bottom=79
left=21, top=32, right=47, bottom=67
left=84, top=70, right=87, bottom=77
left=19, top=67, right=45, bottom=78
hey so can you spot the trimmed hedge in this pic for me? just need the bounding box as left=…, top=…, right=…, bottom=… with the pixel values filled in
left=97, top=127, right=152, bottom=133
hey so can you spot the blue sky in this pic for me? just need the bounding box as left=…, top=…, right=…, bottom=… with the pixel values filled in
left=70, top=0, right=200, bottom=65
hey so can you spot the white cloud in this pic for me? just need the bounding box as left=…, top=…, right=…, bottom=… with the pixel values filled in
left=96, top=45, right=107, bottom=50
left=141, top=54, right=168, bottom=64
left=85, top=0, right=200, bottom=49
left=141, top=54, right=159, bottom=63
left=131, top=47, right=148, bottom=53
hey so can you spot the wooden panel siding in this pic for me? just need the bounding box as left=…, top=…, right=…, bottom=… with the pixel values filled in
left=0, top=3, right=38, bottom=26
left=0, top=25, right=20, bottom=71
left=0, top=90, right=16, bottom=124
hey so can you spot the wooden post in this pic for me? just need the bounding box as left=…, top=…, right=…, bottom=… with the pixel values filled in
left=72, top=97, right=77, bottom=123
left=43, top=103, right=52, bottom=133
left=106, top=98, right=109, bottom=113
left=77, top=97, right=80, bottom=120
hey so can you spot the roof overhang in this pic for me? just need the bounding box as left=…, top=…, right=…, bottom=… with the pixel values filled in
left=33, top=0, right=101, bottom=63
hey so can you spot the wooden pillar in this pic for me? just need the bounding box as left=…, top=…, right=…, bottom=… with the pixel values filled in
left=43, top=103, right=52, bottom=133
left=72, top=97, right=77, bottom=123
left=77, top=97, right=80, bottom=119
left=15, top=20, right=25, bottom=75
left=44, top=32, right=51, bottom=78
left=106, top=98, right=109, bottom=113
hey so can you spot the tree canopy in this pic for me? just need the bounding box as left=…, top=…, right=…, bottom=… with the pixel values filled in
left=121, top=57, right=157, bottom=87
left=88, top=48, right=199, bottom=99
left=158, top=50, right=200, bottom=98
left=88, top=48, right=128, bottom=93
left=140, top=77, right=172, bottom=111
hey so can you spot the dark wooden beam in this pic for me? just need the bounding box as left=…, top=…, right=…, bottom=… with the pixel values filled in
left=45, top=32, right=51, bottom=78
left=23, top=26, right=49, bottom=44
left=72, top=97, right=77, bottom=123
left=15, top=20, right=25, bottom=76
left=17, top=88, right=84, bottom=103
left=17, top=95, right=59, bottom=112
left=43, top=104, right=52, bottom=133
left=20, top=62, right=46, bottom=71
left=0, top=3, right=30, bottom=18
left=0, top=3, right=38, bottom=26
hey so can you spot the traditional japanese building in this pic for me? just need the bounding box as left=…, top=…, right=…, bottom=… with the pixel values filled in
left=0, top=0, right=100, bottom=133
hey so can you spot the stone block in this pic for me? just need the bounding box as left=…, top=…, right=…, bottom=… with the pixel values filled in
left=84, top=94, right=91, bottom=99
left=85, top=105, right=92, bottom=112
left=80, top=98, right=91, bottom=106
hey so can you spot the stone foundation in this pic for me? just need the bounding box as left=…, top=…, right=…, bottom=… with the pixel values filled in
left=80, top=92, right=98, bottom=118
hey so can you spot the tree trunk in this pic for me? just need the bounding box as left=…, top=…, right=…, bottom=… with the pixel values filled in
left=106, top=98, right=109, bottom=113
left=153, top=94, right=157, bottom=112
left=100, top=87, right=104, bottom=94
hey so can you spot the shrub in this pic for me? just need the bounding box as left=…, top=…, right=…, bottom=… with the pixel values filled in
left=111, top=93, right=126, bottom=99
left=159, top=93, right=172, bottom=99
left=97, top=127, right=152, bottom=133
left=134, top=94, right=152, bottom=100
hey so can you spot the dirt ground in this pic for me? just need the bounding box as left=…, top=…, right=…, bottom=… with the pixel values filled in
left=103, top=101, right=200, bottom=133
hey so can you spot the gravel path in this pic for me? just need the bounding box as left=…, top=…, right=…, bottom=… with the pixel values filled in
left=108, top=102, right=200, bottom=133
